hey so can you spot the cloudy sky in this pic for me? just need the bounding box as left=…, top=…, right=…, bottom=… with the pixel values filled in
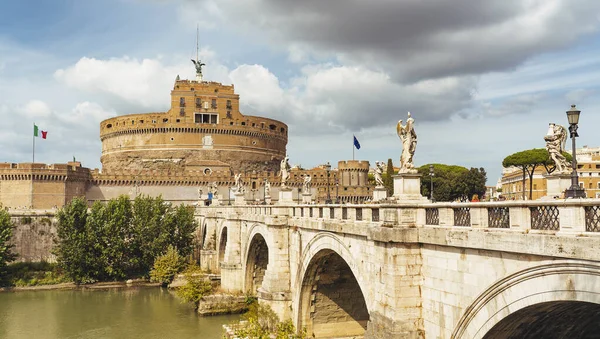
left=2, top=0, right=600, bottom=184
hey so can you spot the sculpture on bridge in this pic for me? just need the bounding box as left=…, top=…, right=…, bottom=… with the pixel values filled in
left=544, top=123, right=570, bottom=174
left=374, top=161, right=385, bottom=188
left=280, top=155, right=291, bottom=188
left=208, top=182, right=218, bottom=196
left=234, top=173, right=245, bottom=194
left=264, top=179, right=271, bottom=197
left=302, top=175, right=312, bottom=194
left=197, top=187, right=203, bottom=200
left=397, top=112, right=418, bottom=173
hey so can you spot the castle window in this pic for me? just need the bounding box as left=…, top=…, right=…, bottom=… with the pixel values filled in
left=195, top=113, right=218, bottom=124
left=590, top=183, right=593, bottom=189
left=261, top=123, right=265, bottom=129
left=280, top=127, right=285, bottom=133
left=196, top=98, right=201, bottom=108
left=152, top=120, right=156, bottom=123
left=214, top=88, right=218, bottom=93
left=226, top=100, right=232, bottom=109
left=226, top=111, right=232, bottom=119
left=170, top=137, right=174, bottom=141
left=230, top=122, right=234, bottom=125
left=163, top=118, right=168, bottom=123
left=179, top=97, right=185, bottom=107
left=190, top=88, right=194, bottom=91
left=252, top=123, right=256, bottom=127
left=106, top=124, right=112, bottom=128
left=180, top=108, right=185, bottom=116
left=203, top=168, right=212, bottom=175
left=252, top=182, right=257, bottom=190
left=241, top=122, right=246, bottom=126
left=269, top=124, right=276, bottom=130
left=132, top=120, right=135, bottom=125
left=176, top=119, right=180, bottom=123
left=140, top=120, right=144, bottom=124
left=211, top=99, right=217, bottom=109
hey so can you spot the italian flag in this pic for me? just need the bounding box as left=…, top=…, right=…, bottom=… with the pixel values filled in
left=34, top=124, right=48, bottom=139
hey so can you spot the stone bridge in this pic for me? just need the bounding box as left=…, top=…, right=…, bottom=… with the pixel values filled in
left=196, top=200, right=600, bottom=339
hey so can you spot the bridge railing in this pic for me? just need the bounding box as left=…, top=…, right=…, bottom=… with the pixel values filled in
left=196, top=199, right=600, bottom=234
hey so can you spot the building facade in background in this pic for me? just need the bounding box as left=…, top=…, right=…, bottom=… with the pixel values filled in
left=501, top=146, right=600, bottom=200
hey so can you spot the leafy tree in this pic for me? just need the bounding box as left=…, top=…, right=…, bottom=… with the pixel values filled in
left=54, top=197, right=97, bottom=284
left=150, top=245, right=185, bottom=286
left=419, top=164, right=487, bottom=202
left=384, top=158, right=395, bottom=195
left=502, top=148, right=572, bottom=200
left=175, top=271, right=213, bottom=308
left=234, top=301, right=307, bottom=339
left=55, top=195, right=198, bottom=284
left=0, top=208, right=17, bottom=284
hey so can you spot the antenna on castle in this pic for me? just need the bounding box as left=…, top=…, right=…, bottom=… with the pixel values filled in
left=191, top=24, right=205, bottom=82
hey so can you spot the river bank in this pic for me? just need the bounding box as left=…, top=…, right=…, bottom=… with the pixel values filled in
left=0, top=279, right=160, bottom=292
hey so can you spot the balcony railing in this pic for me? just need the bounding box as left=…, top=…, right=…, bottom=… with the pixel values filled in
left=194, top=200, right=600, bottom=234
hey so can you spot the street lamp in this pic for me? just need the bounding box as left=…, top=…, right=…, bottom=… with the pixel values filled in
left=429, top=164, right=435, bottom=202
left=565, top=104, right=586, bottom=199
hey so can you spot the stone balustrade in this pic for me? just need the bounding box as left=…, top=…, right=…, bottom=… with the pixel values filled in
left=200, top=199, right=600, bottom=234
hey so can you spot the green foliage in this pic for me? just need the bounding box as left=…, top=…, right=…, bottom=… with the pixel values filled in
left=5, top=262, right=69, bottom=287
left=384, top=158, right=395, bottom=195
left=234, top=301, right=306, bottom=339
left=419, top=164, right=487, bottom=202
left=54, top=195, right=197, bottom=284
left=502, top=148, right=572, bottom=200
left=150, top=246, right=185, bottom=286
left=175, top=271, right=213, bottom=307
left=0, top=208, right=17, bottom=285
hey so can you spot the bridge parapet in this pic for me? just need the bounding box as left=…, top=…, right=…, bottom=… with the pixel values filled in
left=198, top=199, right=600, bottom=234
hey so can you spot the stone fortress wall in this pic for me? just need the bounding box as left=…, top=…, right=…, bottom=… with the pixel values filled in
left=0, top=162, right=89, bottom=210
left=100, top=79, right=288, bottom=174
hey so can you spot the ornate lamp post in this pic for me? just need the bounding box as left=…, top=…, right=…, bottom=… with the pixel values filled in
left=429, top=164, right=435, bottom=202
left=565, top=105, right=586, bottom=199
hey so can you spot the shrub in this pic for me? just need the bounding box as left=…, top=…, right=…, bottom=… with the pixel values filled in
left=150, top=246, right=185, bottom=286
left=175, top=271, right=213, bottom=308
left=0, top=208, right=17, bottom=285
left=234, top=301, right=306, bottom=339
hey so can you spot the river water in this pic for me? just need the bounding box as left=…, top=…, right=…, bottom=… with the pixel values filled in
left=0, top=287, right=239, bottom=339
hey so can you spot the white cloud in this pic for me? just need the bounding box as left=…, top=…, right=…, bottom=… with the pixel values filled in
left=18, top=100, right=52, bottom=118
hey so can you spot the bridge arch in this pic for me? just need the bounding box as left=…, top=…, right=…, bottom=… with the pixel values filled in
left=217, top=225, right=227, bottom=268
left=452, top=262, right=600, bottom=339
left=244, top=223, right=270, bottom=294
left=294, top=232, right=370, bottom=338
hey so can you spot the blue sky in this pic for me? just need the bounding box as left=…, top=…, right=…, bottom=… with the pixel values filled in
left=1, top=0, right=600, bottom=185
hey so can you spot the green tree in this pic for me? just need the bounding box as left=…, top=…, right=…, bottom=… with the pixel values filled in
left=384, top=158, right=395, bottom=195
left=54, top=197, right=97, bottom=284
left=419, top=164, right=487, bottom=202
left=0, top=208, right=17, bottom=284
left=502, top=148, right=572, bottom=200
left=175, top=271, right=213, bottom=308
left=150, top=245, right=185, bottom=286
left=55, top=195, right=198, bottom=283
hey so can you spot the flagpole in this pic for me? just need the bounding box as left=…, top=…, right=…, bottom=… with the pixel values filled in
left=32, top=122, right=35, bottom=164
left=352, top=135, right=355, bottom=160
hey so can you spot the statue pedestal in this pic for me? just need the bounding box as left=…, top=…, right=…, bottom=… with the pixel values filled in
left=393, top=173, right=427, bottom=201
left=265, top=196, right=272, bottom=205
left=540, top=173, right=571, bottom=200
left=302, top=193, right=312, bottom=204
left=373, top=187, right=387, bottom=202
left=234, top=192, right=246, bottom=205
left=278, top=187, right=294, bottom=205
left=211, top=196, right=221, bottom=206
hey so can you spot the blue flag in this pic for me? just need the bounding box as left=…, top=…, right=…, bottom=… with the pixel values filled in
left=353, top=135, right=361, bottom=150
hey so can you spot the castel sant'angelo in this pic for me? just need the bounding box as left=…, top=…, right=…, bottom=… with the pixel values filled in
left=0, top=56, right=373, bottom=209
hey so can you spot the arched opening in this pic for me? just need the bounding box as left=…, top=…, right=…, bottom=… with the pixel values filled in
left=483, top=301, right=600, bottom=339
left=218, top=227, right=227, bottom=266
left=245, top=234, right=268, bottom=294
left=299, top=249, right=369, bottom=338
left=201, top=224, right=208, bottom=249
